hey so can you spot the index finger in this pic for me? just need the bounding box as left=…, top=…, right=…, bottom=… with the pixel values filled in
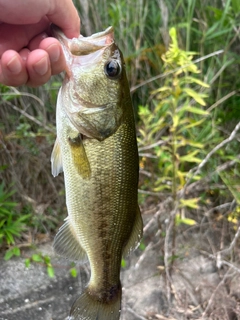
left=0, top=18, right=49, bottom=57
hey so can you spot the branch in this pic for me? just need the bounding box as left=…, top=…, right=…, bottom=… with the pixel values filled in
left=219, top=225, right=240, bottom=256
left=6, top=101, right=55, bottom=134
left=196, top=121, right=240, bottom=173
left=202, top=267, right=233, bottom=318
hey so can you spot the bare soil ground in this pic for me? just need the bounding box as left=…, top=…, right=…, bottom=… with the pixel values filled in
left=1, top=205, right=240, bottom=320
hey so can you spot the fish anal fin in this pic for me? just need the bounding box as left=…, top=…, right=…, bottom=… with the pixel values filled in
left=122, top=206, right=143, bottom=258
left=53, top=218, right=88, bottom=262
left=68, top=134, right=91, bottom=179
left=51, top=138, right=63, bottom=177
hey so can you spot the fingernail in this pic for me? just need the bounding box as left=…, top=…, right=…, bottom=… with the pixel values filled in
left=7, top=55, right=22, bottom=74
left=48, top=44, right=60, bottom=62
left=33, top=56, right=48, bottom=75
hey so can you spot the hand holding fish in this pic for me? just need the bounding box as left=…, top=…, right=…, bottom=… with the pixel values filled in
left=0, top=0, right=80, bottom=87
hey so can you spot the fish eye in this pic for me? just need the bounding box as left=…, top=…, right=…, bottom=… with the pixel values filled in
left=104, top=60, right=122, bottom=79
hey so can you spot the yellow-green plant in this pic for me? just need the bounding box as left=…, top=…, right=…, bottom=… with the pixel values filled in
left=139, top=28, right=209, bottom=208
left=138, top=28, right=211, bottom=271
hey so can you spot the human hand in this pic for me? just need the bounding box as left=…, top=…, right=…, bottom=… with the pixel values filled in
left=0, top=0, right=80, bottom=87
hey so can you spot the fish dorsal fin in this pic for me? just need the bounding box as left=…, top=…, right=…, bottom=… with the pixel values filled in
left=51, top=138, right=63, bottom=177
left=68, top=134, right=91, bottom=179
left=53, top=218, right=88, bottom=262
left=122, top=206, right=143, bottom=257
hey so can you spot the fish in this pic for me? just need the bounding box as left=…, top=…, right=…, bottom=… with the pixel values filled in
left=51, top=25, right=143, bottom=320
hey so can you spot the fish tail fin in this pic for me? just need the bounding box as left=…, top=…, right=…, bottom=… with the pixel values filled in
left=69, top=284, right=122, bottom=320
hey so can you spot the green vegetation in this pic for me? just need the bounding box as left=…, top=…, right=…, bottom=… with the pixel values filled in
left=0, top=0, right=239, bottom=297
left=0, top=183, right=31, bottom=249
left=25, top=252, right=55, bottom=278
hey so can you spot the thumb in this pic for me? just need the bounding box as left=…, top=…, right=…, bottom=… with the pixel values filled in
left=47, top=0, right=80, bottom=38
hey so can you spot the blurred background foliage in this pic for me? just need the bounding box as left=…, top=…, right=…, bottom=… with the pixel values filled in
left=0, top=0, right=240, bottom=264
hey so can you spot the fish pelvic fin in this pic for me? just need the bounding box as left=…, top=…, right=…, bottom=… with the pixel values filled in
left=53, top=218, right=88, bottom=262
left=51, top=138, right=63, bottom=177
left=69, top=284, right=122, bottom=320
left=122, top=206, right=143, bottom=257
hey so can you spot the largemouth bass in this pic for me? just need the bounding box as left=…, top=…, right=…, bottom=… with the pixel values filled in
left=51, top=25, right=143, bottom=320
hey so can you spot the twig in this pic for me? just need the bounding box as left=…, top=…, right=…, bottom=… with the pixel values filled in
left=207, top=90, right=237, bottom=113
left=177, top=272, right=203, bottom=313
left=139, top=169, right=153, bottom=177
left=219, top=225, right=240, bottom=256
left=135, top=230, right=161, bottom=270
left=138, top=140, right=165, bottom=152
left=164, top=207, right=178, bottom=302
left=1, top=89, right=45, bottom=107
left=124, top=306, right=147, bottom=320
left=138, top=189, right=163, bottom=197
left=139, top=152, right=158, bottom=159
left=142, top=196, right=173, bottom=236
left=202, top=267, right=233, bottom=318
left=182, top=123, right=240, bottom=194
left=216, top=154, right=240, bottom=172
left=179, top=155, right=240, bottom=199
left=6, top=101, right=55, bottom=133
left=204, top=201, right=236, bottom=217
left=196, top=121, right=240, bottom=174
left=200, top=250, right=240, bottom=274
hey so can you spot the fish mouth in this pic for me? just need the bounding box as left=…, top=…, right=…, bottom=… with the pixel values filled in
left=51, top=25, right=114, bottom=56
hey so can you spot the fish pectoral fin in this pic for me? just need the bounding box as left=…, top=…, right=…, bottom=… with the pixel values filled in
left=53, top=218, right=88, bottom=262
left=122, top=206, right=143, bottom=258
left=51, top=138, right=63, bottom=177
left=68, top=134, right=91, bottom=179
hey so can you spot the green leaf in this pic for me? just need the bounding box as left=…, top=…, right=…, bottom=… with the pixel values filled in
left=44, top=255, right=51, bottom=265
left=152, top=86, right=171, bottom=94
left=121, top=259, right=127, bottom=268
left=181, top=105, right=209, bottom=115
left=32, top=253, right=44, bottom=263
left=175, top=213, right=197, bottom=226
left=179, top=151, right=202, bottom=163
left=70, top=267, right=78, bottom=278
left=179, top=198, right=199, bottom=209
left=13, top=247, right=20, bottom=257
left=232, top=0, right=240, bottom=13
left=177, top=170, right=186, bottom=187
left=138, top=241, right=146, bottom=251
left=172, top=114, right=179, bottom=129
left=206, top=27, right=232, bottom=41
left=3, top=246, right=20, bottom=260
left=178, top=118, right=206, bottom=132
left=182, top=88, right=208, bottom=106
left=47, top=266, right=55, bottom=278
left=180, top=76, right=209, bottom=88
left=4, top=249, right=14, bottom=261
left=25, top=258, right=31, bottom=268
left=5, top=231, right=15, bottom=245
